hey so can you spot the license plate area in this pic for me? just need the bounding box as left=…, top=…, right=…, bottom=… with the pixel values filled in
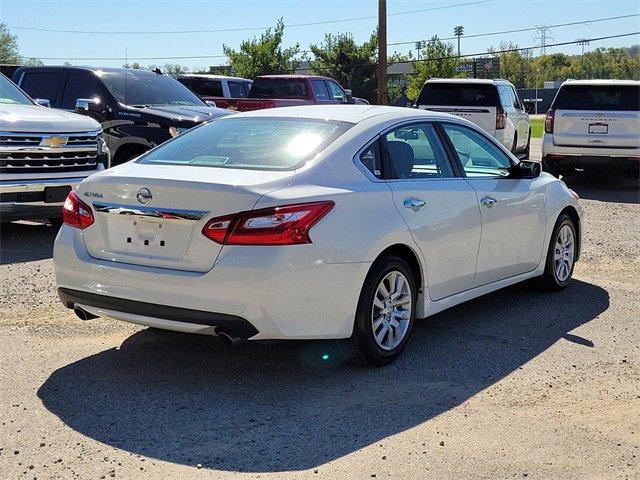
left=44, top=185, right=71, bottom=203
left=588, top=123, right=608, bottom=134
left=106, top=216, right=193, bottom=260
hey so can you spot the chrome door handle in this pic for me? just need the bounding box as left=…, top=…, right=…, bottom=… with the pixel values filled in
left=403, top=198, right=427, bottom=211
left=480, top=196, right=497, bottom=208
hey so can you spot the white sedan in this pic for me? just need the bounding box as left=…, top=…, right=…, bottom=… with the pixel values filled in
left=54, top=105, right=581, bottom=366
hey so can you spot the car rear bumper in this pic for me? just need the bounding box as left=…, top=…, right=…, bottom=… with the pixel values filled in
left=54, top=225, right=370, bottom=340
left=542, top=154, right=640, bottom=175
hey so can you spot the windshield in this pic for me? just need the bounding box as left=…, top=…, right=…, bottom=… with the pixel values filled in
left=99, top=70, right=205, bottom=107
left=553, top=84, right=640, bottom=111
left=417, top=83, right=499, bottom=107
left=250, top=78, right=309, bottom=99
left=138, top=117, right=353, bottom=170
left=0, top=74, right=34, bottom=105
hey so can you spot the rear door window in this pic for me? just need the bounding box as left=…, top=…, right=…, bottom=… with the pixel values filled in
left=19, top=72, right=62, bottom=106
left=250, top=79, right=308, bottom=99
left=552, top=84, right=640, bottom=111
left=498, top=86, right=513, bottom=108
left=417, top=83, right=499, bottom=107
left=62, top=74, right=102, bottom=110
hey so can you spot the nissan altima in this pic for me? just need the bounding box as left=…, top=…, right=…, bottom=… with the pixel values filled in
left=54, top=105, right=581, bottom=366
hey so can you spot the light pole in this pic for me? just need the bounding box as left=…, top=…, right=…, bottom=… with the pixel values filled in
left=378, top=0, right=387, bottom=105
left=453, top=26, right=464, bottom=57
left=577, top=38, right=590, bottom=60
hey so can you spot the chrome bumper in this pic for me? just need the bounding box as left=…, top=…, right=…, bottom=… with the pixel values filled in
left=0, top=177, right=86, bottom=221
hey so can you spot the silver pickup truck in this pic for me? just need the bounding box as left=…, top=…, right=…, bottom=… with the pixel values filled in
left=0, top=73, right=109, bottom=224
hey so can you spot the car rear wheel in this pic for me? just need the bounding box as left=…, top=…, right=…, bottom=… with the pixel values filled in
left=340, top=256, right=417, bottom=367
left=539, top=214, right=576, bottom=290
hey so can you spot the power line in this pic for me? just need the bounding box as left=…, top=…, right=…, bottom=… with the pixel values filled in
left=8, top=0, right=495, bottom=35
left=388, top=13, right=640, bottom=46
left=306, top=32, right=640, bottom=74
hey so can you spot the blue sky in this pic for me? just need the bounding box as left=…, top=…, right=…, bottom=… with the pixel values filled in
left=2, top=0, right=639, bottom=70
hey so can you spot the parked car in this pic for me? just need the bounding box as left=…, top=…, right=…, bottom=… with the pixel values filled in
left=542, top=79, right=640, bottom=178
left=176, top=74, right=252, bottom=110
left=414, top=79, right=531, bottom=158
left=0, top=73, right=109, bottom=224
left=54, top=105, right=581, bottom=366
left=235, top=75, right=363, bottom=111
left=13, top=66, right=233, bottom=166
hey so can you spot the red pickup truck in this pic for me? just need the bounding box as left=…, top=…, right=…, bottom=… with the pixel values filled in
left=235, top=75, right=365, bottom=112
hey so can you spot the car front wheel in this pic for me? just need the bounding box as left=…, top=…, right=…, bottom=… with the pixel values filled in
left=341, top=256, right=417, bottom=367
left=539, top=213, right=577, bottom=290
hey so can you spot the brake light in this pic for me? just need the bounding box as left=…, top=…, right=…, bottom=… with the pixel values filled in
left=496, top=106, right=506, bottom=130
left=62, top=191, right=94, bottom=229
left=202, top=201, right=334, bottom=245
left=545, top=109, right=555, bottom=133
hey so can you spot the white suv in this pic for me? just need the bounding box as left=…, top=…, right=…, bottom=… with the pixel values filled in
left=414, top=78, right=531, bottom=158
left=542, top=80, right=640, bottom=178
left=0, top=74, right=109, bottom=223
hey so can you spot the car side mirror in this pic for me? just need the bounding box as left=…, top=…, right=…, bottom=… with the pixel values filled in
left=76, top=98, right=102, bottom=113
left=517, top=160, right=541, bottom=178
left=344, top=89, right=354, bottom=104
left=75, top=98, right=105, bottom=121
left=34, top=98, right=50, bottom=108
left=205, top=100, right=217, bottom=108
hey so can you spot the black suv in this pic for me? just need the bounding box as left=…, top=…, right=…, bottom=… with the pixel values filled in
left=13, top=66, right=233, bottom=165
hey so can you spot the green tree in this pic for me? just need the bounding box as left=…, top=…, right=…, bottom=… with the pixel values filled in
left=223, top=19, right=301, bottom=78
left=309, top=31, right=378, bottom=103
left=22, top=58, right=44, bottom=67
left=0, top=23, right=20, bottom=64
left=407, top=36, right=458, bottom=99
left=488, top=42, right=532, bottom=88
left=149, top=63, right=190, bottom=77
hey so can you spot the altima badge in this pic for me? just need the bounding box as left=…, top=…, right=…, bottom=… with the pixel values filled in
left=136, top=188, right=152, bottom=205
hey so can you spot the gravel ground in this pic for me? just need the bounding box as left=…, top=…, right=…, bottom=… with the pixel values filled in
left=1, top=143, right=639, bottom=479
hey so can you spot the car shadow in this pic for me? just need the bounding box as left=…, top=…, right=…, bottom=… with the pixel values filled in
left=561, top=173, right=639, bottom=204
left=37, top=279, right=609, bottom=473
left=0, top=221, right=59, bottom=265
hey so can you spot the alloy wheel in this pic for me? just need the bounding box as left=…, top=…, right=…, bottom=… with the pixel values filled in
left=371, top=270, right=412, bottom=351
left=554, top=224, right=575, bottom=282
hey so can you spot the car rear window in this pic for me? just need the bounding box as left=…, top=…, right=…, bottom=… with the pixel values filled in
left=416, top=83, right=499, bottom=107
left=138, top=117, right=353, bottom=170
left=250, top=79, right=308, bottom=99
left=552, top=84, right=640, bottom=111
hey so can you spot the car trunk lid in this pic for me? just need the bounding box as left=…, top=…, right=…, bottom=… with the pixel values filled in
left=78, top=162, right=294, bottom=272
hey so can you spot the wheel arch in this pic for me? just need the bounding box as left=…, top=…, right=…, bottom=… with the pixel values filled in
left=372, top=243, right=427, bottom=318
left=558, top=205, right=581, bottom=261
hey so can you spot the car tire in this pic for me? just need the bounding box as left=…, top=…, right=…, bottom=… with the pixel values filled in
left=538, top=213, right=577, bottom=291
left=340, top=255, right=417, bottom=367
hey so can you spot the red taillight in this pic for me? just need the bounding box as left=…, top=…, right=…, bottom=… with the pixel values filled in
left=202, top=201, right=334, bottom=246
left=545, top=109, right=555, bottom=134
left=496, top=106, right=507, bottom=130
left=62, top=191, right=94, bottom=229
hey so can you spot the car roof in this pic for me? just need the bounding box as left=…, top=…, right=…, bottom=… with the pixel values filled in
left=425, top=78, right=512, bottom=85
left=562, top=79, right=640, bottom=86
left=236, top=104, right=456, bottom=124
left=15, top=66, right=164, bottom=77
left=178, top=74, right=252, bottom=82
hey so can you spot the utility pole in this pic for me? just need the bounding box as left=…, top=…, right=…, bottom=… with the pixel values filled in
left=577, top=38, right=590, bottom=60
left=415, top=41, right=423, bottom=61
left=377, top=0, right=387, bottom=105
left=534, top=25, right=554, bottom=56
left=453, top=26, right=464, bottom=57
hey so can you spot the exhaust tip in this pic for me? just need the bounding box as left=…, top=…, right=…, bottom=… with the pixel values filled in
left=215, top=327, right=243, bottom=347
left=74, top=306, right=98, bottom=321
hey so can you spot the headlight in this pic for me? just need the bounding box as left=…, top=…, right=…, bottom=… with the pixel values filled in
left=97, top=134, right=111, bottom=168
left=169, top=126, right=189, bottom=138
